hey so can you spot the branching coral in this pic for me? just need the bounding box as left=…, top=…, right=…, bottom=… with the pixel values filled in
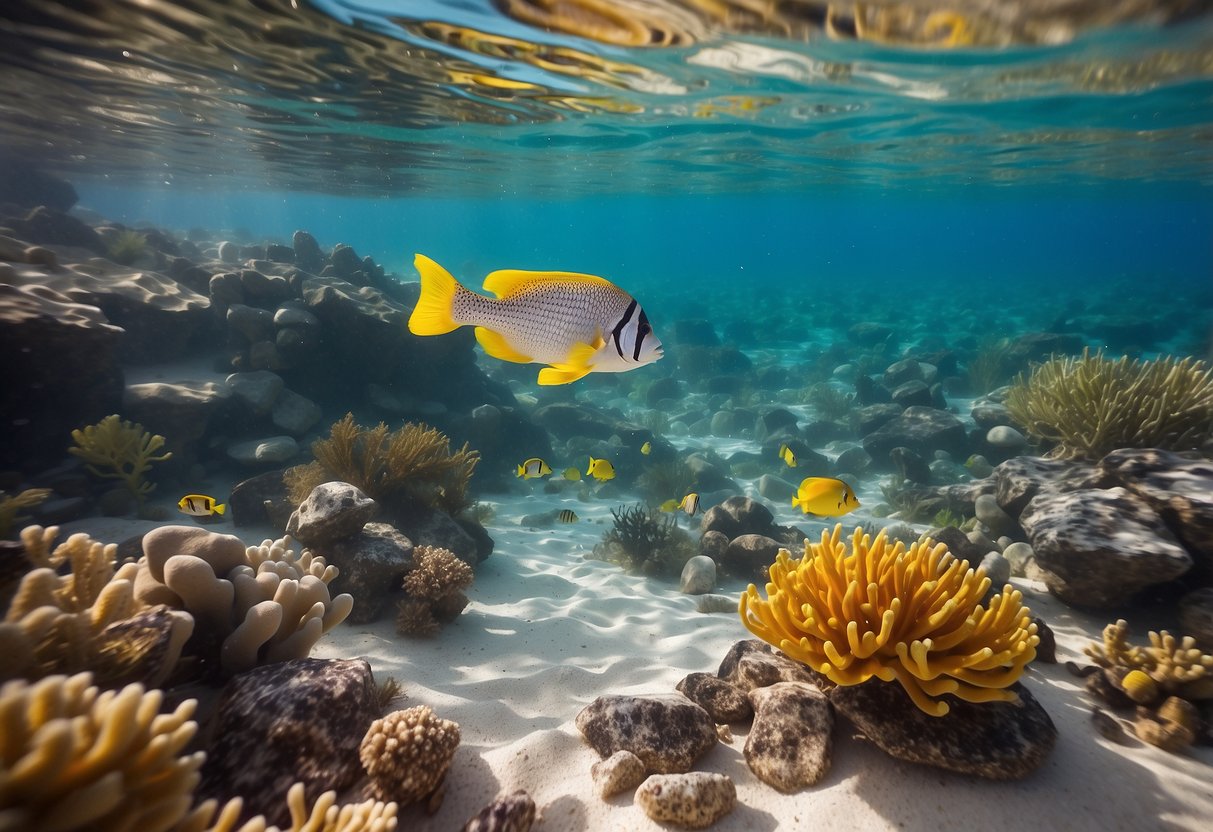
left=0, top=488, right=50, bottom=539
left=395, top=546, right=473, bottom=637
left=183, top=782, right=397, bottom=832
left=69, top=414, right=172, bottom=502
left=286, top=414, right=479, bottom=515
left=360, top=705, right=460, bottom=805
left=1005, top=348, right=1213, bottom=459
left=0, top=672, right=204, bottom=832
left=1084, top=619, right=1213, bottom=702
left=740, top=524, right=1040, bottom=717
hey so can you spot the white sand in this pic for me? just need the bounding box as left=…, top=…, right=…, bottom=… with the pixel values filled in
left=297, top=491, right=1213, bottom=832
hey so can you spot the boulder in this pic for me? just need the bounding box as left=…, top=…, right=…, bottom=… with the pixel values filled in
left=862, top=406, right=968, bottom=463
left=286, top=482, right=378, bottom=547
left=745, top=682, right=833, bottom=792
left=323, top=522, right=415, bottom=624
left=575, top=694, right=717, bottom=774
left=674, top=673, right=752, bottom=724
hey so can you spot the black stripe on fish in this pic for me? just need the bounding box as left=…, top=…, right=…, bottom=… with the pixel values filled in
left=611, top=299, right=638, bottom=359
left=633, top=308, right=651, bottom=362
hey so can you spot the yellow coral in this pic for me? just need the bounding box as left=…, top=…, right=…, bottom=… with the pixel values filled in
left=1086, top=619, right=1213, bottom=700
left=69, top=414, right=172, bottom=502
left=740, top=524, right=1039, bottom=717
left=183, top=782, right=397, bottom=832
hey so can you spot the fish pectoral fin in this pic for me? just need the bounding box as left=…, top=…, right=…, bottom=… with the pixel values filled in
left=537, top=363, right=594, bottom=386
left=475, top=327, right=533, bottom=363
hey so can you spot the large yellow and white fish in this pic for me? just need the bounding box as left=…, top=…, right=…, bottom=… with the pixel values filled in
left=408, top=254, right=664, bottom=386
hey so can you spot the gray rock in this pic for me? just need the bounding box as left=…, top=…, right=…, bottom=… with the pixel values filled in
left=271, top=388, right=321, bottom=436
left=635, top=772, right=736, bottom=829
left=1019, top=487, right=1192, bottom=607
left=228, top=470, right=293, bottom=528
left=756, top=473, right=797, bottom=503
left=462, top=790, right=536, bottom=832
left=227, top=435, right=298, bottom=465
left=971, top=400, right=1014, bottom=430
left=699, top=530, right=729, bottom=562
left=396, top=504, right=480, bottom=565
left=745, top=682, right=833, bottom=792
left=590, top=751, right=646, bottom=799
left=217, top=240, right=240, bottom=263
left=226, top=370, right=285, bottom=415
left=992, top=456, right=1110, bottom=517
left=1179, top=587, right=1213, bottom=649
left=685, top=453, right=739, bottom=493
left=226, top=303, right=275, bottom=344
left=575, top=694, right=717, bottom=774
left=679, top=555, right=716, bottom=595
left=123, top=380, right=232, bottom=462
left=286, top=481, right=378, bottom=547
left=891, top=379, right=933, bottom=408
left=674, top=673, right=752, bottom=723
left=862, top=406, right=968, bottom=463
left=323, top=522, right=415, bottom=624
left=292, top=230, right=324, bottom=271
left=700, top=496, right=776, bottom=540
left=855, top=403, right=902, bottom=435
left=987, top=425, right=1027, bottom=449
left=883, top=358, right=924, bottom=388
left=717, top=639, right=817, bottom=692
left=1001, top=541, right=1035, bottom=577
left=199, top=658, right=379, bottom=827
left=710, top=410, right=739, bottom=437
left=975, top=493, right=1018, bottom=538
left=273, top=305, right=320, bottom=328
left=247, top=340, right=281, bottom=371
left=722, top=533, right=782, bottom=580
left=835, top=446, right=872, bottom=474
left=979, top=551, right=1011, bottom=587
left=827, top=680, right=1056, bottom=780
left=239, top=269, right=291, bottom=302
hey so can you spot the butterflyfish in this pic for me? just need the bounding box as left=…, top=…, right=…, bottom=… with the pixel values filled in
left=558, top=509, right=579, bottom=523
left=178, top=494, right=225, bottom=517
left=678, top=493, right=700, bottom=516
left=408, top=254, right=663, bottom=386
left=587, top=457, right=616, bottom=482
left=792, top=477, right=859, bottom=516
left=562, top=466, right=582, bottom=481
left=778, top=444, right=797, bottom=468
left=517, top=457, right=552, bottom=479
left=640, top=441, right=652, bottom=455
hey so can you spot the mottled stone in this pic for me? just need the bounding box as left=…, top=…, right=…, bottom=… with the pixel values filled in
left=699, top=530, right=729, bottom=562
left=591, top=750, right=647, bottom=799
left=828, top=680, right=1055, bottom=779
left=722, top=533, right=782, bottom=580
left=575, top=694, right=717, bottom=774
left=699, top=496, right=776, bottom=540
left=992, top=456, right=1109, bottom=517
left=462, top=790, right=536, bottom=832
left=1019, top=487, right=1192, bottom=607
left=286, top=481, right=378, bottom=547
left=323, top=522, right=415, bottom=624
left=675, top=673, right=752, bottom=724
left=199, top=658, right=379, bottom=827
left=717, top=639, right=817, bottom=692
left=635, top=772, right=736, bottom=829
left=862, top=406, right=968, bottom=463
left=745, top=682, right=833, bottom=792
left=679, top=555, right=716, bottom=595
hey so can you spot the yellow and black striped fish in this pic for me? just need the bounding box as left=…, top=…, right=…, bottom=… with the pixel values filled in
left=558, top=509, right=579, bottom=523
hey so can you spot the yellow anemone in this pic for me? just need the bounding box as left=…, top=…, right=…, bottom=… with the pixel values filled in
left=740, top=524, right=1039, bottom=717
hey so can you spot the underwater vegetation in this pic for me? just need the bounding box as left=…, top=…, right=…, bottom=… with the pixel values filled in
left=286, top=413, right=479, bottom=516
left=105, top=228, right=148, bottom=265
left=1006, top=349, right=1213, bottom=459
left=637, top=458, right=696, bottom=506
left=965, top=338, right=1016, bottom=395
left=801, top=382, right=853, bottom=421
left=597, top=503, right=696, bottom=577
left=68, top=414, right=171, bottom=504
left=0, top=487, right=49, bottom=539
left=740, top=524, right=1039, bottom=717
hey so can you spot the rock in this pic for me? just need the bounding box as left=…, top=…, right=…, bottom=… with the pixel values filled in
left=248, top=340, right=283, bottom=371
left=239, top=270, right=292, bottom=303
left=971, top=400, right=1014, bottom=430
left=883, top=359, right=924, bottom=388
left=926, top=526, right=988, bottom=565
left=590, top=751, right=646, bottom=799
left=635, top=772, right=736, bottom=829
left=646, top=376, right=683, bottom=407
left=992, top=456, right=1110, bottom=517
left=302, top=274, right=412, bottom=381
left=1019, top=487, right=1192, bottom=607
left=322, top=522, right=415, bottom=624
left=987, top=425, right=1027, bottom=449
left=700, top=496, right=775, bottom=540
left=854, top=403, right=902, bottom=435
left=745, top=682, right=833, bottom=792
left=228, top=470, right=293, bottom=528
left=264, top=243, right=295, bottom=264
left=756, top=473, right=797, bottom=503
left=227, top=435, right=299, bottom=465
left=462, top=790, right=536, bottom=832
left=722, top=534, right=782, bottom=579
left=710, top=410, right=739, bottom=437
left=575, top=694, right=717, bottom=774
left=717, top=639, right=817, bottom=692
left=854, top=374, right=892, bottom=406
left=758, top=408, right=799, bottom=437
left=395, top=503, right=480, bottom=565
left=286, top=481, right=378, bottom=547
left=1002, top=541, right=1036, bottom=577
left=835, top=446, right=872, bottom=474
left=979, top=551, right=1011, bottom=587
left=891, top=379, right=933, bottom=408
left=292, top=230, right=324, bottom=271
left=225, top=370, right=284, bottom=415
left=685, top=453, right=738, bottom=493
left=975, top=493, right=1018, bottom=538
left=270, top=388, right=321, bottom=436
left=699, top=530, right=729, bottom=562
left=674, top=673, right=752, bottom=723
left=849, top=321, right=894, bottom=346
left=827, top=680, right=1055, bottom=779
left=0, top=165, right=77, bottom=211
left=679, top=555, right=716, bottom=595
left=890, top=446, right=931, bottom=484
left=862, top=406, right=968, bottom=464
left=329, top=243, right=363, bottom=278
left=1179, top=588, right=1213, bottom=649
left=199, top=658, right=379, bottom=828
left=218, top=240, right=240, bottom=263
left=273, top=305, right=320, bottom=329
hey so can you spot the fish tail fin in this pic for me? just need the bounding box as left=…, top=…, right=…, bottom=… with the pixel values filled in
left=409, top=254, right=465, bottom=336
left=791, top=495, right=804, bottom=512
left=213, top=503, right=226, bottom=515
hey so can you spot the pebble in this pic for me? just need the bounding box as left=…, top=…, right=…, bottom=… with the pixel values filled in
left=635, top=772, right=736, bottom=829
left=986, top=425, right=1027, bottom=449
left=590, top=750, right=646, bottom=799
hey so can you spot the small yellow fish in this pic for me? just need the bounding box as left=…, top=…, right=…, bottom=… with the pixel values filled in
left=641, top=441, right=652, bottom=455
left=587, top=456, right=616, bottom=482
left=178, top=494, right=225, bottom=517
left=778, top=444, right=797, bottom=468
left=408, top=254, right=663, bottom=386
left=659, top=498, right=680, bottom=512
left=558, top=509, right=579, bottom=523
left=678, top=493, right=700, bottom=516
left=792, top=477, right=860, bottom=516
left=516, top=457, right=552, bottom=479
left=562, top=466, right=582, bottom=481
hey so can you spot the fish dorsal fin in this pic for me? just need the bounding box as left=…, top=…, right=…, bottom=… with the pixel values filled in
left=482, top=269, right=618, bottom=299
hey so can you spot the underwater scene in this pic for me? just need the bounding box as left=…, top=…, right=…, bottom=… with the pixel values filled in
left=2, top=0, right=1213, bottom=830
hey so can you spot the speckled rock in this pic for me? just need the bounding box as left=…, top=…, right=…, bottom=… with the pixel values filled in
left=722, top=533, right=782, bottom=580
left=591, top=750, right=647, bottom=799
left=675, top=673, right=752, bottom=723
left=716, top=639, right=817, bottom=692
left=462, top=790, right=536, bottom=832
left=679, top=555, right=716, bottom=595
left=699, top=496, right=776, bottom=540
left=992, top=456, right=1110, bottom=517
left=286, top=481, right=378, bottom=547
left=322, top=522, right=415, bottom=624
left=861, top=405, right=968, bottom=463
left=1019, top=487, right=1192, bottom=607
left=828, top=680, right=1055, bottom=779
left=199, top=658, right=379, bottom=827
left=575, top=694, right=717, bottom=774
left=635, top=772, right=736, bottom=829
left=745, top=682, right=834, bottom=792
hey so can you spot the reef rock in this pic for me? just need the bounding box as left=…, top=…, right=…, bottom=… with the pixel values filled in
left=1019, top=487, right=1192, bottom=607
left=199, top=658, right=379, bottom=827
left=123, top=380, right=232, bottom=467
left=286, top=481, right=378, bottom=547
left=745, top=682, right=833, bottom=792
left=575, top=694, right=717, bottom=774
left=635, top=772, right=736, bottom=829
left=323, top=522, right=415, bottom=624
left=828, top=680, right=1055, bottom=779
left=462, top=790, right=537, bottom=832
left=675, top=673, right=752, bottom=723
left=861, top=405, right=968, bottom=464
left=716, top=639, right=817, bottom=692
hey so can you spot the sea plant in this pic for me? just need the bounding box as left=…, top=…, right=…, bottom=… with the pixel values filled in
left=802, top=382, right=853, bottom=421
left=596, top=503, right=695, bottom=576
left=1005, top=348, right=1213, bottom=459
left=740, top=524, right=1039, bottom=717
left=106, top=228, right=148, bottom=265
left=638, top=458, right=695, bottom=506
left=68, top=414, right=171, bottom=503
left=0, top=488, right=50, bottom=539
left=286, top=413, right=479, bottom=515
left=966, top=337, right=1015, bottom=395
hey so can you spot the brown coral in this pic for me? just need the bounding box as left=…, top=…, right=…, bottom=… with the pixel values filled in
left=360, top=705, right=460, bottom=805
left=402, top=545, right=474, bottom=601
left=395, top=598, right=439, bottom=637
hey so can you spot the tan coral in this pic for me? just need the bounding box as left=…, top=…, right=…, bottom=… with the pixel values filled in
left=395, top=598, right=439, bottom=637
left=402, top=546, right=474, bottom=602
left=0, top=672, right=203, bottom=832
left=180, top=782, right=397, bottom=832
left=1085, top=619, right=1213, bottom=701
left=360, top=705, right=461, bottom=805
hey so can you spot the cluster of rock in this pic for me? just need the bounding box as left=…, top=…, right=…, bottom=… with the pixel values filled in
left=577, top=639, right=1056, bottom=828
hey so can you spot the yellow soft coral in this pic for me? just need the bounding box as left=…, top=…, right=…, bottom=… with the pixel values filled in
left=740, top=524, right=1039, bottom=717
left=69, top=414, right=172, bottom=502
